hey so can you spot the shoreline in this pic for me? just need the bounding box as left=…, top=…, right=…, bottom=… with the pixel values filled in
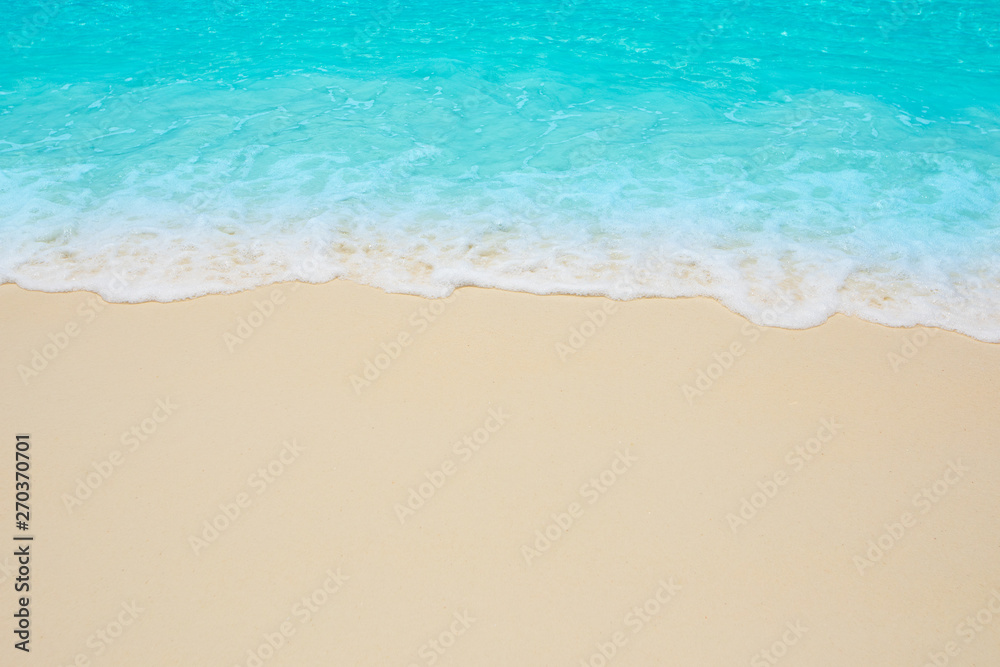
left=2, top=279, right=999, bottom=664
left=3, top=275, right=995, bottom=344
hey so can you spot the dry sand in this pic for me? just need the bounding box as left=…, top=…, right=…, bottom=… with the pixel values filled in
left=1, top=280, right=998, bottom=666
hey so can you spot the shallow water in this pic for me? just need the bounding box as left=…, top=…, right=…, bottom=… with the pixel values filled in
left=1, top=0, right=998, bottom=338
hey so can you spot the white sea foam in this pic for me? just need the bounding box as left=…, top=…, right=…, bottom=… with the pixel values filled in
left=1, top=75, right=997, bottom=340
left=1, top=184, right=997, bottom=341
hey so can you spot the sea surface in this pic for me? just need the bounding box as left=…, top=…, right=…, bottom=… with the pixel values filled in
left=1, top=0, right=998, bottom=339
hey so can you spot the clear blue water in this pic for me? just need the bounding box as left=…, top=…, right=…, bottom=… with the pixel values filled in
left=1, top=0, right=998, bottom=339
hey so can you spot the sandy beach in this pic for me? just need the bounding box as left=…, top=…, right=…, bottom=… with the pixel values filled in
left=2, top=280, right=999, bottom=666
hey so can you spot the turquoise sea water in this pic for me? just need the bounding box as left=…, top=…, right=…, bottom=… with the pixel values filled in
left=1, top=0, right=998, bottom=339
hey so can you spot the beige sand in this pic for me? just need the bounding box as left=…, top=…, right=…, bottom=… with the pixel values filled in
left=1, top=280, right=998, bottom=666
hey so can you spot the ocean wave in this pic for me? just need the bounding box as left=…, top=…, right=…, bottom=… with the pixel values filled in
left=2, top=1, right=998, bottom=340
